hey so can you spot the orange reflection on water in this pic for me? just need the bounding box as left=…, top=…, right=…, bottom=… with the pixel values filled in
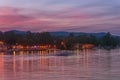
left=0, top=49, right=119, bottom=80
left=0, top=52, right=4, bottom=79
left=13, top=51, right=17, bottom=80
left=19, top=51, right=24, bottom=72
left=83, top=49, right=89, bottom=69
left=39, top=57, right=49, bottom=71
left=0, top=52, right=4, bottom=71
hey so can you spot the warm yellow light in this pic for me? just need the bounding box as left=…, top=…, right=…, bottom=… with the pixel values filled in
left=0, top=41, right=4, bottom=45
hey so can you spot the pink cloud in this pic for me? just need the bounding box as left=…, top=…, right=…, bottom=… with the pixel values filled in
left=0, top=6, right=96, bottom=32
left=0, top=7, right=19, bottom=16
left=0, top=6, right=119, bottom=35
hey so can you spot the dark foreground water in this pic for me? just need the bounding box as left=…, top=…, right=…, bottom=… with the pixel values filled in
left=0, top=49, right=120, bottom=80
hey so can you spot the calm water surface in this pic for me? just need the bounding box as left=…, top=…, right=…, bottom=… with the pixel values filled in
left=0, top=49, right=120, bottom=80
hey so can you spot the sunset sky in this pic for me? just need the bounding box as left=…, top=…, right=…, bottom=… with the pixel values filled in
left=0, top=0, right=120, bottom=34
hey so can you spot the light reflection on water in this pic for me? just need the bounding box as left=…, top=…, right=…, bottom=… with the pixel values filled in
left=0, top=49, right=120, bottom=80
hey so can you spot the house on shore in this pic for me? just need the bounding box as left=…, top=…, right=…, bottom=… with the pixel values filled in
left=82, top=44, right=94, bottom=49
left=0, top=41, right=7, bottom=51
left=74, top=43, right=94, bottom=49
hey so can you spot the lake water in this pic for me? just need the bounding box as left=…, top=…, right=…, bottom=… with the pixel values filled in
left=0, top=49, right=120, bottom=80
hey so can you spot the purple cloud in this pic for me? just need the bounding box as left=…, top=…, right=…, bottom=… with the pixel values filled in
left=0, top=0, right=120, bottom=35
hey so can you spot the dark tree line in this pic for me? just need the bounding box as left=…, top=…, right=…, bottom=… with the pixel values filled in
left=0, top=31, right=54, bottom=46
left=54, top=32, right=120, bottom=50
left=0, top=31, right=120, bottom=49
